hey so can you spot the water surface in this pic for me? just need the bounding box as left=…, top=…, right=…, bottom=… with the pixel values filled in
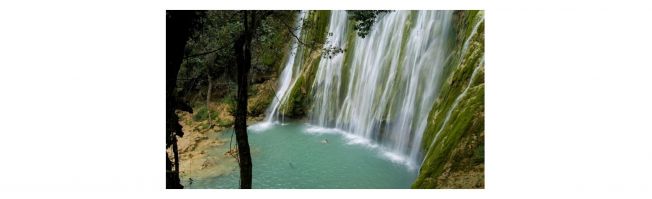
left=185, top=122, right=417, bottom=188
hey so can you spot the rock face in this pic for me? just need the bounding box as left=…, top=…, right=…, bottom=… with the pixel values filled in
left=412, top=10, right=485, bottom=189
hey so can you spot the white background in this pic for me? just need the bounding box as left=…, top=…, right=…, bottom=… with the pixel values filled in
left=1, top=0, right=651, bottom=198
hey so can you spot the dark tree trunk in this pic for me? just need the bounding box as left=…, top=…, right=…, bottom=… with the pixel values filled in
left=206, top=73, right=212, bottom=127
left=166, top=154, right=182, bottom=188
left=172, top=137, right=181, bottom=175
left=233, top=10, right=255, bottom=189
left=166, top=10, right=200, bottom=189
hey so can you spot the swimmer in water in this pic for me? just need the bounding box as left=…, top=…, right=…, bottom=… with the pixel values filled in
left=321, top=139, right=329, bottom=144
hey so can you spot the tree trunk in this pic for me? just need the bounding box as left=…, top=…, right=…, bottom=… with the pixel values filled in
left=233, top=10, right=255, bottom=189
left=172, top=136, right=181, bottom=174
left=207, top=73, right=212, bottom=127
left=166, top=154, right=182, bottom=188
left=166, top=10, right=200, bottom=189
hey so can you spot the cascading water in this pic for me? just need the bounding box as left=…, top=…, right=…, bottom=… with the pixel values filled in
left=262, top=11, right=307, bottom=125
left=309, top=11, right=453, bottom=169
left=310, top=11, right=349, bottom=126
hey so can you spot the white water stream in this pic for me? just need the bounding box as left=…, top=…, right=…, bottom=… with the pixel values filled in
left=259, top=11, right=308, bottom=128
left=308, top=11, right=453, bottom=169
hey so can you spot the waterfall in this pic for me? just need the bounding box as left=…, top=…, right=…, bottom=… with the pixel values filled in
left=310, top=11, right=349, bottom=126
left=309, top=11, right=453, bottom=169
left=261, top=11, right=307, bottom=126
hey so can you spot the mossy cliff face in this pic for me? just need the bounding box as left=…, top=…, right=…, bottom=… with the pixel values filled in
left=279, top=10, right=331, bottom=118
left=413, top=10, right=484, bottom=189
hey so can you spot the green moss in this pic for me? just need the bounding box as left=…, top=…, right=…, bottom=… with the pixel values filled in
left=280, top=75, right=306, bottom=117
left=414, top=79, right=484, bottom=188
left=279, top=50, right=323, bottom=118
left=413, top=10, right=484, bottom=189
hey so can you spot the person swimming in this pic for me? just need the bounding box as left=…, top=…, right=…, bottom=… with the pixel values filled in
left=320, top=139, right=329, bottom=144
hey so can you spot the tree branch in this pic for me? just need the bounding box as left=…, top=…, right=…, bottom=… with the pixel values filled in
left=183, top=45, right=230, bottom=59
left=280, top=18, right=322, bottom=50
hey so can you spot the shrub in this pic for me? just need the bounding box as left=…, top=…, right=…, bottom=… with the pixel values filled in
left=193, top=107, right=209, bottom=121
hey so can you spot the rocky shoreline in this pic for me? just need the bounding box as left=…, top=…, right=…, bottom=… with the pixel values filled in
left=172, top=103, right=265, bottom=187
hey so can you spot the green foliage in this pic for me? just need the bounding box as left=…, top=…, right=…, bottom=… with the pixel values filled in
left=252, top=11, right=296, bottom=79
left=178, top=11, right=298, bottom=106
left=192, top=106, right=210, bottom=122
left=221, top=91, right=237, bottom=115
left=347, top=10, right=390, bottom=38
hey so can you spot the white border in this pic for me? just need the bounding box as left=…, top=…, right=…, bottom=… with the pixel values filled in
left=1, top=0, right=651, bottom=198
